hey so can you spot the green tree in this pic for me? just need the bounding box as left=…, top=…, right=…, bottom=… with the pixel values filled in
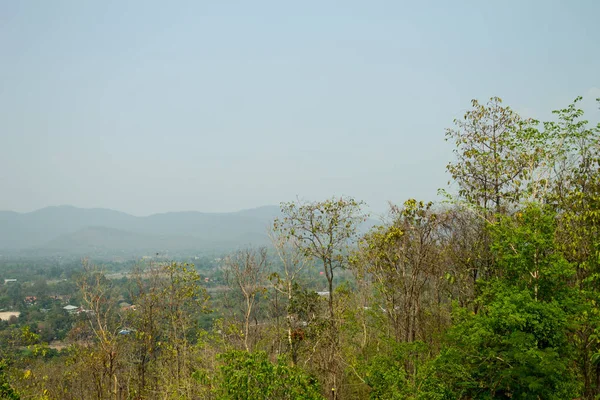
left=421, top=291, right=578, bottom=400
left=0, top=360, right=20, bottom=400
left=363, top=341, right=427, bottom=400
left=421, top=205, right=579, bottom=399
left=490, top=205, right=574, bottom=302
left=216, top=350, right=324, bottom=400
left=547, top=97, right=600, bottom=398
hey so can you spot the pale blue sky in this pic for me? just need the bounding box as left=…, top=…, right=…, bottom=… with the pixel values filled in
left=1, top=1, right=598, bottom=216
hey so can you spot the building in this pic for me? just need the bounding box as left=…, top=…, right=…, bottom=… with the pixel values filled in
left=63, top=305, right=79, bottom=314
left=119, top=302, right=137, bottom=311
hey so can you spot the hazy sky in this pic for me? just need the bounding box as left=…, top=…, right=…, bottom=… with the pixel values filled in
left=1, top=1, right=599, bottom=216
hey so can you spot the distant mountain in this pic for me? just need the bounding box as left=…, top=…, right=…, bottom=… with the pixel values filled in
left=0, top=205, right=280, bottom=255
left=0, top=205, right=380, bottom=257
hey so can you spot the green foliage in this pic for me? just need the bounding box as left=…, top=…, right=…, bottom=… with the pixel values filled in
left=422, top=288, right=578, bottom=399
left=365, top=356, right=408, bottom=400
left=364, top=341, right=428, bottom=400
left=489, top=204, right=575, bottom=301
left=422, top=204, right=581, bottom=399
left=0, top=361, right=20, bottom=400
left=542, top=98, right=600, bottom=398
left=216, top=350, right=324, bottom=400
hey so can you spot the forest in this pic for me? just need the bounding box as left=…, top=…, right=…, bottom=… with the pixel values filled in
left=1, top=96, right=600, bottom=399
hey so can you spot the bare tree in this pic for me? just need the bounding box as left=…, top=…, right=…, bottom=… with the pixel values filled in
left=223, top=247, right=268, bottom=352
left=78, top=260, right=123, bottom=399
left=268, top=226, right=311, bottom=365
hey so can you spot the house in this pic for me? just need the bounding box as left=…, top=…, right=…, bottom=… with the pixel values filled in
left=63, top=305, right=79, bottom=314
left=4, top=279, right=17, bottom=284
left=119, top=302, right=137, bottom=311
left=24, top=296, right=37, bottom=305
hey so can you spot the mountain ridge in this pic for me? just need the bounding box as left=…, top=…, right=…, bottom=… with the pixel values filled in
left=0, top=205, right=281, bottom=254
left=0, top=204, right=280, bottom=217
left=0, top=204, right=378, bottom=257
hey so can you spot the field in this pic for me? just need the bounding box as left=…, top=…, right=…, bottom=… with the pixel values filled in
left=0, top=311, right=21, bottom=321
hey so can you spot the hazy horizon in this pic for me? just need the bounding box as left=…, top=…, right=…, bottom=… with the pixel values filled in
left=2, top=1, right=599, bottom=216
left=0, top=203, right=282, bottom=217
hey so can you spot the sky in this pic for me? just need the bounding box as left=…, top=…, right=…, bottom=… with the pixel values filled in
left=1, top=1, right=599, bottom=216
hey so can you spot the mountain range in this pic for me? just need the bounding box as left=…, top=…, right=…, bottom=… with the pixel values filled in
left=0, top=205, right=282, bottom=256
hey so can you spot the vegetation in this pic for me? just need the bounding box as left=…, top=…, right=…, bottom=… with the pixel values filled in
left=0, top=96, right=599, bottom=399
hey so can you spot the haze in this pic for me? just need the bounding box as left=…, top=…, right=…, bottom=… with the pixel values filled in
left=1, top=1, right=599, bottom=216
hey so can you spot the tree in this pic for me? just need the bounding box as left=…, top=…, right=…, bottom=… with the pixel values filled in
left=358, top=200, right=449, bottom=345
left=216, top=350, right=324, bottom=400
left=275, top=197, right=365, bottom=328
left=445, top=97, right=543, bottom=214
left=353, top=200, right=451, bottom=392
left=421, top=205, right=580, bottom=399
left=442, top=206, right=486, bottom=308
left=544, top=97, right=600, bottom=204
left=274, top=196, right=366, bottom=399
left=444, top=97, right=545, bottom=285
left=268, top=226, right=311, bottom=365
left=491, top=205, right=574, bottom=302
left=129, top=261, right=210, bottom=399
left=362, top=341, right=427, bottom=400
left=548, top=97, right=600, bottom=399
left=69, top=260, right=211, bottom=399
left=0, top=360, right=20, bottom=400
left=223, top=248, right=268, bottom=352
left=77, top=262, right=123, bottom=399
left=422, top=291, right=578, bottom=400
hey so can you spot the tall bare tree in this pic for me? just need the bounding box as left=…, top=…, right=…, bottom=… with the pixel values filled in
left=223, top=247, right=268, bottom=352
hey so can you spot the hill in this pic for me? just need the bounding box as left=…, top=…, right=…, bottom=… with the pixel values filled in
left=0, top=205, right=279, bottom=256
